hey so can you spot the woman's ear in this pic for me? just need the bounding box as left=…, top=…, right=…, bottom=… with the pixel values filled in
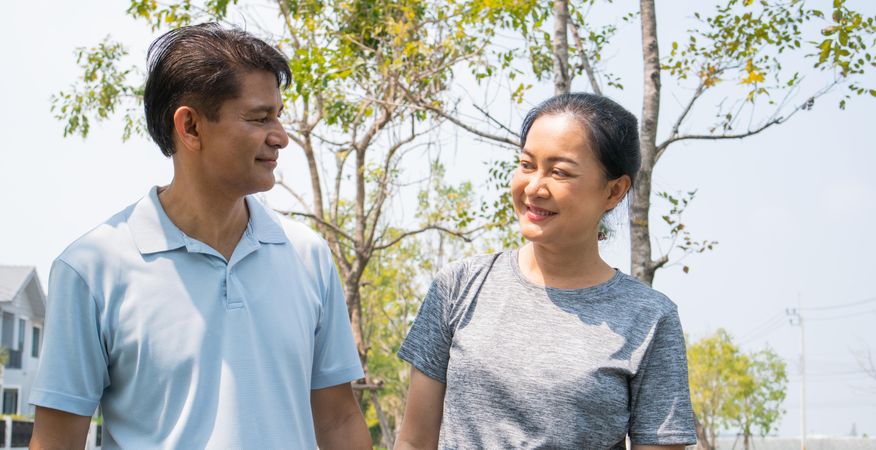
left=172, top=106, right=202, bottom=154
left=605, top=174, right=632, bottom=211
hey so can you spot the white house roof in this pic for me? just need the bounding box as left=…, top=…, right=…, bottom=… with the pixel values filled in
left=0, top=265, right=46, bottom=318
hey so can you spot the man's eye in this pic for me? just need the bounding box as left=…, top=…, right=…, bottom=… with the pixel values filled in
left=251, top=117, right=268, bottom=123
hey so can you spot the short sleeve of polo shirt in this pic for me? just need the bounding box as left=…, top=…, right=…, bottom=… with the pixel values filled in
left=30, top=259, right=110, bottom=416
left=628, top=307, right=697, bottom=445
left=310, top=245, right=365, bottom=390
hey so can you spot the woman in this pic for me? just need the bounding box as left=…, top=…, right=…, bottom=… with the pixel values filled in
left=395, top=93, right=697, bottom=449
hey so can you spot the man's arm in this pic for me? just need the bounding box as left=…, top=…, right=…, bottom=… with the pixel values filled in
left=394, top=367, right=446, bottom=450
left=30, top=406, right=91, bottom=450
left=310, top=382, right=370, bottom=450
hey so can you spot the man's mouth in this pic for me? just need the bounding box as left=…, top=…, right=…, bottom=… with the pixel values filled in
left=256, top=157, right=278, bottom=168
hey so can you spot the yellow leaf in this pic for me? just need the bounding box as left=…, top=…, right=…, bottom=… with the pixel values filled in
left=741, top=70, right=765, bottom=84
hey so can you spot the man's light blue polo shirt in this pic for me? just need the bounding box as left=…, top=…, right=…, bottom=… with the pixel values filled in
left=30, top=187, right=364, bottom=449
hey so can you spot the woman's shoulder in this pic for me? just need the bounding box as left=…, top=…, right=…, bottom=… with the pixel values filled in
left=434, top=252, right=505, bottom=286
left=611, top=271, right=679, bottom=315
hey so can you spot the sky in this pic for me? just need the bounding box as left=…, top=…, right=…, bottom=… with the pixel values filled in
left=2, top=0, right=875, bottom=438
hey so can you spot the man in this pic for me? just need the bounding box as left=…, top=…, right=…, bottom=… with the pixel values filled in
left=30, top=23, right=371, bottom=449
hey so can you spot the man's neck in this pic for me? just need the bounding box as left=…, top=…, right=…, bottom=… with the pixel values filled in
left=158, top=177, right=250, bottom=261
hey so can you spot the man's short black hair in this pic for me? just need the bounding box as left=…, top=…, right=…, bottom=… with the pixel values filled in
left=143, top=23, right=291, bottom=157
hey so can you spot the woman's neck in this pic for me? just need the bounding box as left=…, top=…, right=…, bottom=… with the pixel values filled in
left=518, top=241, right=616, bottom=290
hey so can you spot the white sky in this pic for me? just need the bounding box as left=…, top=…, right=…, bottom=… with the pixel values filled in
left=2, top=0, right=875, bottom=438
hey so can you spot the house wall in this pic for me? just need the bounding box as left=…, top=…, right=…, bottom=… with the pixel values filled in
left=1, top=280, right=44, bottom=417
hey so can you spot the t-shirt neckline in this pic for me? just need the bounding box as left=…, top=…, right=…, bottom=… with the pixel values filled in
left=508, top=248, right=624, bottom=298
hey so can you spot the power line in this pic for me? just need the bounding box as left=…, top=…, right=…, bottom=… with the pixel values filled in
left=806, top=308, right=876, bottom=322
left=738, top=311, right=787, bottom=343
left=798, top=296, right=876, bottom=312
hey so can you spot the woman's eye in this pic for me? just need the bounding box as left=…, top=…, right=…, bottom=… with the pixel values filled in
left=519, top=161, right=534, bottom=170
left=552, top=169, right=568, bottom=177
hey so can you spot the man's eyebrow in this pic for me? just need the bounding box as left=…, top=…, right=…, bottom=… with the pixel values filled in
left=246, top=104, right=284, bottom=115
left=521, top=149, right=580, bottom=165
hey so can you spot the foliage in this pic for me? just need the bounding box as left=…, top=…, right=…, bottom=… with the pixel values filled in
left=736, top=348, right=787, bottom=443
left=687, top=330, right=788, bottom=448
left=655, top=190, right=718, bottom=275
left=359, top=164, right=480, bottom=440
left=687, top=329, right=746, bottom=446
left=51, top=39, right=142, bottom=140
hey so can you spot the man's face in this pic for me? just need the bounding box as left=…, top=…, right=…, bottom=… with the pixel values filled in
left=197, top=70, right=288, bottom=196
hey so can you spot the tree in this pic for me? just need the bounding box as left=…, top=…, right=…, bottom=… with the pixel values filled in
left=735, top=348, right=787, bottom=450
left=425, top=0, right=876, bottom=284
left=687, top=330, right=788, bottom=450
left=52, top=0, right=499, bottom=445
left=355, top=163, right=478, bottom=446
left=687, top=329, right=747, bottom=450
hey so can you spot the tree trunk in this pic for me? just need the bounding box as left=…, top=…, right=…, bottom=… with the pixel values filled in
left=632, top=0, right=662, bottom=287
left=695, top=417, right=713, bottom=450
left=743, top=431, right=751, bottom=450
left=343, top=272, right=367, bottom=365
left=370, top=388, right=395, bottom=449
left=552, top=0, right=571, bottom=95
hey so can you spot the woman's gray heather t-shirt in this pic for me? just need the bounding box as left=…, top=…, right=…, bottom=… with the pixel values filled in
left=398, top=250, right=697, bottom=449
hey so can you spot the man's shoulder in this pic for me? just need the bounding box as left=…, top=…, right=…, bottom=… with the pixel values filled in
left=254, top=202, right=326, bottom=247
left=251, top=202, right=331, bottom=265
left=57, top=201, right=140, bottom=272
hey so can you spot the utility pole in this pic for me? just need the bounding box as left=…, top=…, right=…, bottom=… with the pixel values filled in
left=787, top=307, right=806, bottom=450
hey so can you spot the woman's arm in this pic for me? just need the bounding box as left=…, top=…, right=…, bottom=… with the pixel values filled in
left=394, top=367, right=447, bottom=450
left=631, top=446, right=686, bottom=450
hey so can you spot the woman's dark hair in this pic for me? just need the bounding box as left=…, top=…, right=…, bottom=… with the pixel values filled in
left=144, top=23, right=292, bottom=157
left=520, top=93, right=641, bottom=188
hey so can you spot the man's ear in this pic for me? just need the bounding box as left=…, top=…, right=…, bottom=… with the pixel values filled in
left=172, top=106, right=202, bottom=153
left=604, top=174, right=632, bottom=211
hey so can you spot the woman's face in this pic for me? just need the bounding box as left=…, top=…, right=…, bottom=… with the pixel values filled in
left=511, top=113, right=627, bottom=248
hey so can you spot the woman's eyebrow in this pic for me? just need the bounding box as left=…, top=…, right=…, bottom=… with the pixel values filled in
left=521, top=149, right=579, bottom=166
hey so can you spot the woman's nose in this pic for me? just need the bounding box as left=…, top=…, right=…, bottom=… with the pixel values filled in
left=523, top=174, right=547, bottom=197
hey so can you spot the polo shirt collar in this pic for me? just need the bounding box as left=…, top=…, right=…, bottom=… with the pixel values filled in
left=130, top=186, right=287, bottom=255
left=244, top=195, right=287, bottom=245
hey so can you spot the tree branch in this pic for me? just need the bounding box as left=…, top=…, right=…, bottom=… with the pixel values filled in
left=472, top=104, right=520, bottom=138
left=372, top=225, right=481, bottom=252
left=656, top=81, right=838, bottom=161
left=275, top=179, right=310, bottom=212
left=652, top=253, right=670, bottom=271
left=661, top=80, right=706, bottom=156
left=413, top=100, right=519, bottom=147
left=656, top=109, right=792, bottom=159
left=569, top=15, right=602, bottom=95
left=276, top=210, right=356, bottom=246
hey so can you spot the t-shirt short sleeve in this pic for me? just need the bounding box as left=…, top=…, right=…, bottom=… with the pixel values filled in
left=310, top=246, right=365, bottom=390
left=397, top=268, right=453, bottom=384
left=30, top=259, right=111, bottom=417
left=628, top=307, right=698, bottom=445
